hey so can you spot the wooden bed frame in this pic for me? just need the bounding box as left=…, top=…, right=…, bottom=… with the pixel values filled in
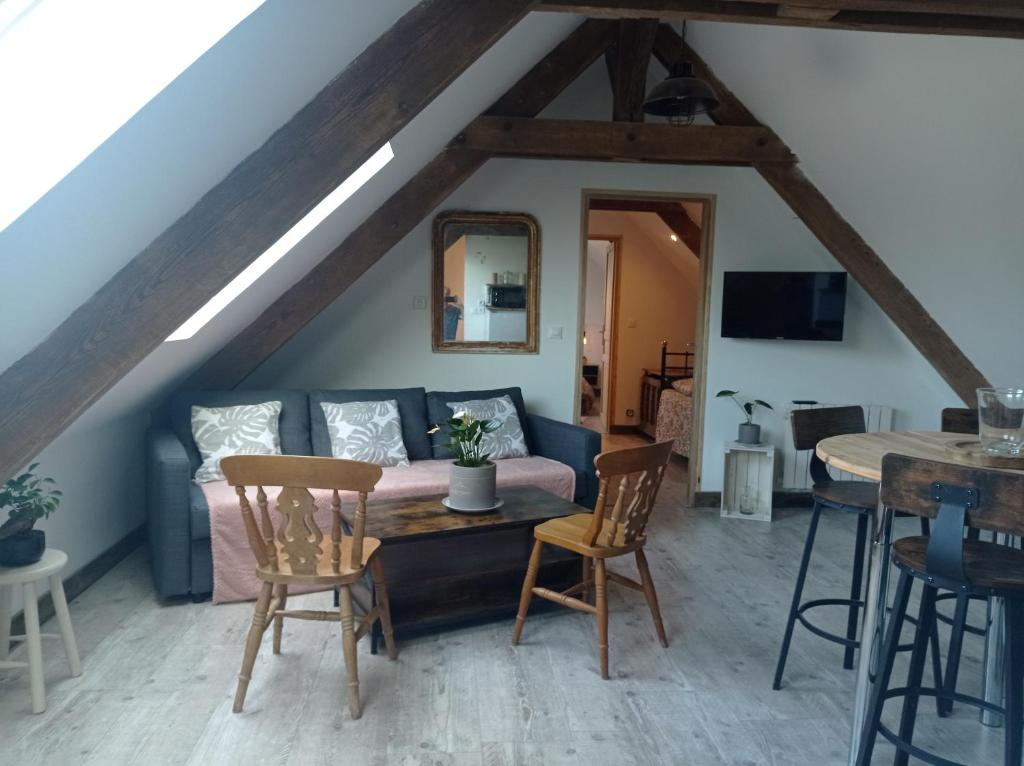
left=639, top=341, right=694, bottom=438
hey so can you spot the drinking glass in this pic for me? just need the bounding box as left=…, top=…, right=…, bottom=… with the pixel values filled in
left=976, top=387, right=1024, bottom=455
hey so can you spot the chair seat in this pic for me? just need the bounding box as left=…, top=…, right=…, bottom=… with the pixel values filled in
left=256, top=536, right=381, bottom=585
left=812, top=480, right=879, bottom=511
left=534, top=512, right=641, bottom=558
left=893, top=536, right=1024, bottom=592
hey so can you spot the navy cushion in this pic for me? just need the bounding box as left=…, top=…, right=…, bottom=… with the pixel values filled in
left=310, top=388, right=432, bottom=461
left=426, top=387, right=533, bottom=458
left=168, top=390, right=312, bottom=476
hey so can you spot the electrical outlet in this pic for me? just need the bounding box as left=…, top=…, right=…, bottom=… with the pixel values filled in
left=625, top=408, right=634, bottom=417
left=412, top=296, right=427, bottom=310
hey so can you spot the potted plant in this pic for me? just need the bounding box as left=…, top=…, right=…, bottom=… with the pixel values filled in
left=0, top=464, right=61, bottom=567
left=431, top=412, right=499, bottom=512
left=716, top=390, right=774, bottom=445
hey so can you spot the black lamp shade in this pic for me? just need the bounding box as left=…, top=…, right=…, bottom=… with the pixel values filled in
left=642, top=61, right=719, bottom=124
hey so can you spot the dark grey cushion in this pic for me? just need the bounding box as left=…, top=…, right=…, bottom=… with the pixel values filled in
left=310, top=388, right=432, bottom=461
left=189, top=483, right=211, bottom=541
left=426, top=387, right=533, bottom=458
left=168, top=390, right=312, bottom=475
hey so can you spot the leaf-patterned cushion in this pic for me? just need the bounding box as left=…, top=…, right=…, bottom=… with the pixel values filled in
left=447, top=395, right=530, bottom=460
left=319, top=400, right=410, bottom=467
left=191, top=401, right=283, bottom=483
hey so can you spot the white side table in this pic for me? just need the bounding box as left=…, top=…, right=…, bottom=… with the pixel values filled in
left=721, top=442, right=779, bottom=522
left=0, top=548, right=81, bottom=713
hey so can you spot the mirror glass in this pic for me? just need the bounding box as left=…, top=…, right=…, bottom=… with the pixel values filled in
left=433, top=212, right=539, bottom=353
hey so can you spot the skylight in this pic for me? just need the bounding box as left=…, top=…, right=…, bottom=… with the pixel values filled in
left=0, top=0, right=265, bottom=232
left=166, top=142, right=395, bottom=342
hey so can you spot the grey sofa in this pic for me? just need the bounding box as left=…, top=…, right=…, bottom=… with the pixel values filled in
left=146, top=386, right=601, bottom=599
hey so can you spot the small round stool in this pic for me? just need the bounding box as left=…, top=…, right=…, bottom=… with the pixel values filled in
left=0, top=548, right=82, bottom=713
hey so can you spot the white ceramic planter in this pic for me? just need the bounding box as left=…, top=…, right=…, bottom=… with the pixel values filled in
left=448, top=462, right=497, bottom=511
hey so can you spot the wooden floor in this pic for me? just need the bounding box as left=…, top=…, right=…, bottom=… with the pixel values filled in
left=0, top=454, right=1008, bottom=765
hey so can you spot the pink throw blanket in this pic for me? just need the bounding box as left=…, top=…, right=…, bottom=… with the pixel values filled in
left=202, top=457, right=576, bottom=603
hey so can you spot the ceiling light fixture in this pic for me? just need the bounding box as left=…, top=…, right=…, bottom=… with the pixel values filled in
left=642, top=22, right=719, bottom=127
left=670, top=233, right=679, bottom=242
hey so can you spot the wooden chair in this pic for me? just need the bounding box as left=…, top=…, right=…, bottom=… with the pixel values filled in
left=857, top=455, right=1024, bottom=766
left=512, top=441, right=674, bottom=679
left=221, top=455, right=397, bottom=719
left=941, top=407, right=980, bottom=435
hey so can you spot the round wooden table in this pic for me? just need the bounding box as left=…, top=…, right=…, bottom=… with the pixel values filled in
left=815, top=430, right=1023, bottom=764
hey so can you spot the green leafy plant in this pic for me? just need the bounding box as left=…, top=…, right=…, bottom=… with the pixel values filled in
left=430, top=412, right=497, bottom=467
left=0, top=464, right=61, bottom=541
left=715, top=390, right=774, bottom=424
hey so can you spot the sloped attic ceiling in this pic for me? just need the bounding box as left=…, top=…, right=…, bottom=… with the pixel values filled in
left=0, top=2, right=583, bottom=435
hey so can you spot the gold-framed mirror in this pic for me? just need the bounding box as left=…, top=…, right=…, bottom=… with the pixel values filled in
left=432, top=211, right=539, bottom=353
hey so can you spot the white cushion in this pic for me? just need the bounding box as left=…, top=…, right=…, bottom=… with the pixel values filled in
left=447, top=395, right=530, bottom=460
left=320, top=400, right=410, bottom=467
left=191, top=401, right=282, bottom=483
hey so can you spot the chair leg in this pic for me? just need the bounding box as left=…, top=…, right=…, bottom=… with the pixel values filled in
left=928, top=610, right=945, bottom=719
left=938, top=591, right=971, bottom=717
left=636, top=549, right=668, bottom=648
left=48, top=574, right=81, bottom=677
left=895, top=583, right=938, bottom=766
left=773, top=502, right=823, bottom=690
left=1004, top=598, right=1024, bottom=766
left=371, top=557, right=398, bottom=660
left=233, top=581, right=273, bottom=714
left=338, top=585, right=361, bottom=720
left=22, top=581, right=46, bottom=714
left=272, top=584, right=287, bottom=655
left=594, top=558, right=609, bottom=680
left=512, top=540, right=543, bottom=645
left=855, top=569, right=914, bottom=766
left=844, top=512, right=869, bottom=670
left=582, top=556, right=593, bottom=605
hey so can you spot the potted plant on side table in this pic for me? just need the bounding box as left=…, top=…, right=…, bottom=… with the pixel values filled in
left=432, top=412, right=500, bottom=513
left=716, top=390, right=774, bottom=445
left=0, top=463, right=61, bottom=567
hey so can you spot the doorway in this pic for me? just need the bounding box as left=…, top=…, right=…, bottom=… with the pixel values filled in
left=576, top=191, right=716, bottom=506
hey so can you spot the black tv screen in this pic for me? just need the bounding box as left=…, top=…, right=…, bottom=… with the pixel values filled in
left=721, top=271, right=847, bottom=341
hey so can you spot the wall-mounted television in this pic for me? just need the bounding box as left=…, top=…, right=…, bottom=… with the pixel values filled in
left=721, top=271, right=847, bottom=341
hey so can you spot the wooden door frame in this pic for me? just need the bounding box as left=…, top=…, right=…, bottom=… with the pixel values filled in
left=582, top=235, right=623, bottom=434
left=577, top=189, right=717, bottom=507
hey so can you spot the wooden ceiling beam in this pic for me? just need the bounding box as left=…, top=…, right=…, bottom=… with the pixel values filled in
left=743, top=0, right=1024, bottom=20
left=537, top=0, right=1024, bottom=39
left=189, top=20, right=618, bottom=390
left=588, top=197, right=703, bottom=255
left=455, top=116, right=796, bottom=165
left=0, top=0, right=534, bottom=482
left=605, top=20, right=659, bottom=121
left=655, top=24, right=989, bottom=404
left=657, top=209, right=703, bottom=256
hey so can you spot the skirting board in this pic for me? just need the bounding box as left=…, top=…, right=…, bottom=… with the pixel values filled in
left=9, top=525, right=145, bottom=638
left=693, top=491, right=813, bottom=510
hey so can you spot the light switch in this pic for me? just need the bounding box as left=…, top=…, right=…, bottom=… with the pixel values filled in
left=412, top=296, right=427, bottom=310
left=547, top=326, right=563, bottom=340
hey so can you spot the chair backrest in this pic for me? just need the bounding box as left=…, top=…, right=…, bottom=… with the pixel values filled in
left=941, top=407, right=979, bottom=435
left=585, top=441, right=674, bottom=549
left=880, top=454, right=1024, bottom=581
left=221, top=455, right=383, bottom=575
left=791, top=406, right=866, bottom=484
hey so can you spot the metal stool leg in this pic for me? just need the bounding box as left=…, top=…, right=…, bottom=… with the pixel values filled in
left=1005, top=599, right=1024, bottom=766
left=844, top=512, right=869, bottom=670
left=773, top=502, right=823, bottom=690
left=895, top=583, right=939, bottom=766
left=855, top=569, right=914, bottom=766
left=938, top=591, right=971, bottom=718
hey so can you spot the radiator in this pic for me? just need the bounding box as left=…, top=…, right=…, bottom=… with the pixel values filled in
left=781, top=403, right=894, bottom=490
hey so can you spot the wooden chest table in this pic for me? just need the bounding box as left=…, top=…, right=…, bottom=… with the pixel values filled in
left=341, top=485, right=583, bottom=651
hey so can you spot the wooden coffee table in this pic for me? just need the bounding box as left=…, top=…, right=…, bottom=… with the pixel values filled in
left=341, top=485, right=583, bottom=652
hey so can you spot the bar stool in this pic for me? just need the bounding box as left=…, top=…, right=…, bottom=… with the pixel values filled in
left=773, top=406, right=932, bottom=690
left=0, top=548, right=82, bottom=713
left=857, top=455, right=1024, bottom=766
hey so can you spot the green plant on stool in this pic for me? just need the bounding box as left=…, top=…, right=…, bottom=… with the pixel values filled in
left=431, top=412, right=499, bottom=511
left=0, top=464, right=61, bottom=567
left=716, top=390, right=774, bottom=445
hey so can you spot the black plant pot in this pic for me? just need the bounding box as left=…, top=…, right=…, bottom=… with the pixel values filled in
left=0, top=529, right=46, bottom=567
